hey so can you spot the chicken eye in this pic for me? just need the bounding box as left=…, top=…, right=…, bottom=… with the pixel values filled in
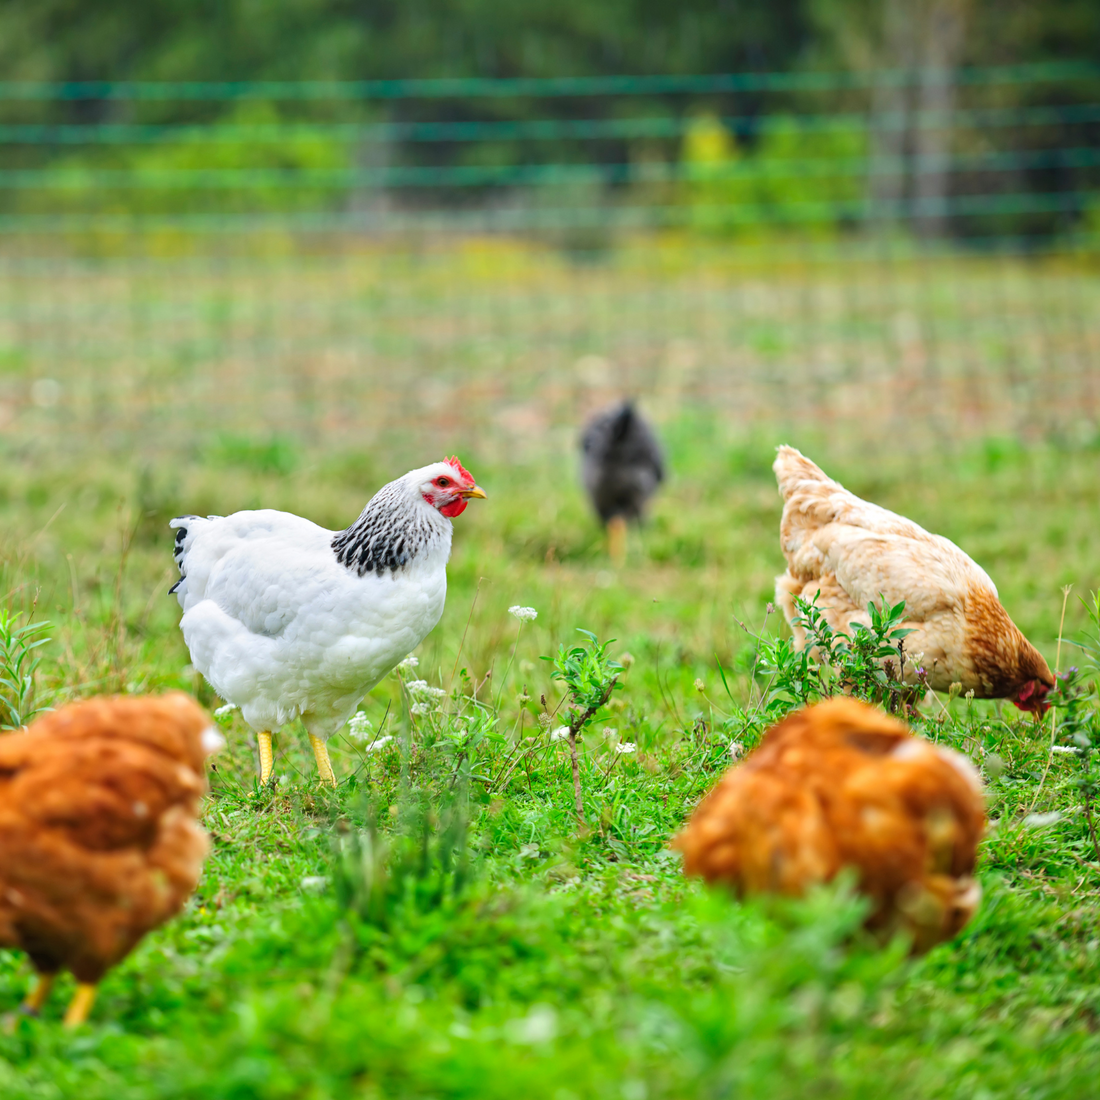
left=437, top=477, right=451, bottom=488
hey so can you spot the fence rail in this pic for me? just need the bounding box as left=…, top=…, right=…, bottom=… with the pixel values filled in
left=2, top=61, right=1099, bottom=100
left=0, top=67, right=1097, bottom=470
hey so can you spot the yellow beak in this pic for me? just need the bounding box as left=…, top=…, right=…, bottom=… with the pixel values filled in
left=461, top=485, right=487, bottom=500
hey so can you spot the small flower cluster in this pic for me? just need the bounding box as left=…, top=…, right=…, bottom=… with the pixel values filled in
left=406, top=680, right=447, bottom=700
left=347, top=712, right=373, bottom=741
left=213, top=703, right=237, bottom=721
left=406, top=679, right=447, bottom=717
left=397, top=655, right=419, bottom=671
left=615, top=742, right=637, bottom=755
left=905, top=650, right=927, bottom=678
left=508, top=605, right=538, bottom=622
left=363, top=734, right=395, bottom=752
left=347, top=714, right=395, bottom=752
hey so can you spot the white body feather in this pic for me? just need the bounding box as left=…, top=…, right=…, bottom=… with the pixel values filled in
left=171, top=467, right=457, bottom=740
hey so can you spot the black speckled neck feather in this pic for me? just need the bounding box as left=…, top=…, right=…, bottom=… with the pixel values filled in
left=331, top=479, right=443, bottom=576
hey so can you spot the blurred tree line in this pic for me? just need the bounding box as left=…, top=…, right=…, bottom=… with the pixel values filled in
left=0, top=0, right=1097, bottom=240
left=2, top=0, right=1095, bottom=87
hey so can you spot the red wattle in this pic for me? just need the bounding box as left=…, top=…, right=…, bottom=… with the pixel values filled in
left=439, top=498, right=468, bottom=518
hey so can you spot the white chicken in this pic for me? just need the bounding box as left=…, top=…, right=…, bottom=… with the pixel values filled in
left=170, top=457, right=485, bottom=786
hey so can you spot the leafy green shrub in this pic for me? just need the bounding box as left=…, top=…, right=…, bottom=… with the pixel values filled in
left=19, top=102, right=353, bottom=219
left=680, top=113, right=867, bottom=237
left=754, top=594, right=918, bottom=716
left=546, top=629, right=622, bottom=826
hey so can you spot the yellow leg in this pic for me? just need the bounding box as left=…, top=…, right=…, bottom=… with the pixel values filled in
left=258, top=730, right=274, bottom=785
left=607, top=515, right=627, bottom=568
left=20, top=973, right=54, bottom=1016
left=62, top=983, right=96, bottom=1028
left=310, top=734, right=337, bottom=788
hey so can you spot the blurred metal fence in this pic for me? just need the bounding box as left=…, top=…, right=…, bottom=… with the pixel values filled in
left=0, top=65, right=1098, bottom=466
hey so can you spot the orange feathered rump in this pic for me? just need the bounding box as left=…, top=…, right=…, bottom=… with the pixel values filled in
left=675, top=698, right=985, bottom=952
left=0, top=693, right=214, bottom=984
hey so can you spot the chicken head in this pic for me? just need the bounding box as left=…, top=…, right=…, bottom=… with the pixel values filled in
left=418, top=456, right=487, bottom=518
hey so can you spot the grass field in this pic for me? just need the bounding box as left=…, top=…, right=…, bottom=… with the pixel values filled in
left=0, top=240, right=1099, bottom=1097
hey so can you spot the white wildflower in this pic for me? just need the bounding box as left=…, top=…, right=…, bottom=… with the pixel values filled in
left=508, top=605, right=538, bottom=622
left=404, top=680, right=447, bottom=714
left=397, top=655, right=419, bottom=670
left=213, top=703, right=237, bottom=719
left=602, top=727, right=616, bottom=738
left=363, top=735, right=395, bottom=753
left=1052, top=745, right=1077, bottom=755
left=347, top=712, right=373, bottom=742
left=406, top=680, right=447, bottom=700
left=550, top=726, right=570, bottom=742
left=505, top=1004, right=557, bottom=1045
left=615, top=742, right=637, bottom=755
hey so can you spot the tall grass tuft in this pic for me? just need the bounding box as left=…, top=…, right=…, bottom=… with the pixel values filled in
left=0, top=610, right=52, bottom=729
left=332, top=791, right=472, bottom=936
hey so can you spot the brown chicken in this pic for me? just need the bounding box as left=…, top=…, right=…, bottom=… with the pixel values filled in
left=676, top=699, right=986, bottom=952
left=774, top=445, right=1054, bottom=714
left=0, top=692, right=221, bottom=1026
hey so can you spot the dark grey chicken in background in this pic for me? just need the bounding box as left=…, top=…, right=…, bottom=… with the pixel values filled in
left=580, top=401, right=664, bottom=564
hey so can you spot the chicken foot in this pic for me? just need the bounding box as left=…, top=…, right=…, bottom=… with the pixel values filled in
left=607, top=515, right=627, bottom=567
left=20, top=973, right=55, bottom=1016
left=257, top=730, right=274, bottom=785
left=310, top=734, right=337, bottom=788
left=18, top=974, right=96, bottom=1027
left=62, top=983, right=97, bottom=1028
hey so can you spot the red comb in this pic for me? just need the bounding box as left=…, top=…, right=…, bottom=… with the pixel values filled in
left=445, top=455, right=475, bottom=484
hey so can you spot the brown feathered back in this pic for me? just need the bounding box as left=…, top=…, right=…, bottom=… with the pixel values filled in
left=0, top=693, right=215, bottom=983
left=675, top=698, right=986, bottom=952
left=772, top=445, right=1053, bottom=706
